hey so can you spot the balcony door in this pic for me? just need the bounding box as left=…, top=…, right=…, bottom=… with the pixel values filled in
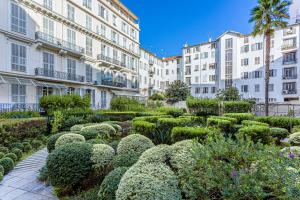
left=43, top=17, right=54, bottom=42
left=43, top=52, right=54, bottom=77
left=67, top=59, right=76, bottom=81
left=101, top=91, right=107, bottom=109
left=67, top=29, right=76, bottom=49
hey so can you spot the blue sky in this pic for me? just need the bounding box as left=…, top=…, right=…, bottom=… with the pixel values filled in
left=121, top=0, right=258, bottom=57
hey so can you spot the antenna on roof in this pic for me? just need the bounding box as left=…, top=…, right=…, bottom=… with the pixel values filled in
left=184, top=42, right=188, bottom=48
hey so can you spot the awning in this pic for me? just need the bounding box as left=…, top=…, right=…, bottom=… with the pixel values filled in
left=34, top=81, right=67, bottom=89
left=112, top=90, right=142, bottom=97
left=0, top=75, right=36, bottom=86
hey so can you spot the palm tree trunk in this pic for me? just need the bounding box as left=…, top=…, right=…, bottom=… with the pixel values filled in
left=265, top=31, right=271, bottom=116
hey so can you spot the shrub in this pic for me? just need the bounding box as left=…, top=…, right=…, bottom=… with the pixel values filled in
left=165, top=80, right=190, bottom=103
left=289, top=132, right=300, bottom=146
left=63, top=116, right=85, bottom=131
left=157, top=107, right=184, bottom=117
left=0, top=157, right=14, bottom=174
left=186, top=97, right=219, bottom=116
left=70, top=124, right=84, bottom=132
left=46, top=142, right=93, bottom=188
left=292, top=125, right=300, bottom=133
left=209, top=116, right=238, bottom=124
left=31, top=140, right=43, bottom=149
left=148, top=93, right=165, bottom=101
left=9, top=142, right=24, bottom=151
left=55, top=133, right=85, bottom=149
left=91, top=144, right=115, bottom=174
left=104, top=122, right=122, bottom=132
left=0, top=111, right=40, bottom=119
left=0, top=146, right=9, bottom=154
left=38, top=165, right=48, bottom=182
left=171, top=127, right=211, bottom=143
left=86, top=139, right=106, bottom=145
left=132, top=120, right=156, bottom=139
left=0, top=165, right=4, bottom=174
left=98, top=167, right=128, bottom=200
left=114, top=134, right=154, bottom=167
left=133, top=115, right=170, bottom=123
left=255, top=116, right=300, bottom=131
left=238, top=125, right=272, bottom=144
left=0, top=152, right=4, bottom=159
left=0, top=172, right=3, bottom=182
left=110, top=97, right=145, bottom=112
left=207, top=117, right=233, bottom=133
left=270, top=128, right=289, bottom=141
left=4, top=153, right=18, bottom=163
left=242, top=120, right=269, bottom=127
left=11, top=148, right=22, bottom=160
left=223, top=101, right=253, bottom=113
left=223, top=113, right=254, bottom=124
left=116, top=163, right=181, bottom=200
left=100, top=111, right=140, bottom=122
left=23, top=142, right=32, bottom=153
left=47, top=132, right=66, bottom=152
left=80, top=124, right=116, bottom=140
left=51, top=110, right=64, bottom=133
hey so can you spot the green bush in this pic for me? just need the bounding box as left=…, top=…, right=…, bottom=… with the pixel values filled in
left=86, top=139, right=106, bottom=145
left=223, top=101, right=253, bottom=113
left=11, top=148, right=22, bottom=160
left=157, top=107, right=184, bottom=117
left=148, top=93, right=165, bottom=101
left=292, top=125, right=300, bottom=133
left=0, top=172, right=3, bottom=182
left=116, top=163, right=181, bottom=200
left=207, top=117, right=233, bottom=133
left=0, top=111, right=40, bottom=119
left=255, top=116, right=300, bottom=131
left=40, top=94, right=90, bottom=114
left=242, top=120, right=269, bottom=127
left=0, top=152, right=4, bottom=159
left=0, top=146, right=9, bottom=154
left=46, top=142, right=93, bottom=188
left=104, top=122, right=122, bottom=132
left=31, top=140, right=43, bottom=149
left=23, top=142, right=32, bottom=153
left=55, top=133, right=85, bottom=149
left=289, top=132, right=300, bottom=146
left=186, top=97, right=219, bottom=116
left=110, top=97, right=145, bottom=112
left=171, top=127, right=211, bottom=143
left=0, top=157, right=14, bottom=174
left=70, top=124, right=84, bottom=132
left=133, top=115, right=171, bottom=123
left=270, top=128, right=289, bottom=141
left=63, top=116, right=86, bottom=131
left=80, top=124, right=116, bottom=140
left=209, top=116, right=238, bottom=124
left=38, top=165, right=48, bottom=182
left=98, top=167, right=128, bottom=200
left=238, top=125, right=272, bottom=144
left=132, top=120, right=156, bottom=139
left=9, top=142, right=24, bottom=151
left=91, top=144, right=115, bottom=174
left=223, top=113, right=254, bottom=124
left=114, top=134, right=154, bottom=167
left=0, top=165, right=4, bottom=174
left=4, top=153, right=17, bottom=163
left=47, top=132, right=66, bottom=152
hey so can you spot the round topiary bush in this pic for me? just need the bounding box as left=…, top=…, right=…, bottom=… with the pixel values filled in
left=116, top=163, right=182, bottom=200
left=79, top=126, right=101, bottom=140
left=5, top=153, right=18, bottom=163
left=91, top=144, right=115, bottom=174
left=11, top=148, right=22, bottom=160
left=23, top=142, right=32, bottom=153
left=9, top=142, right=24, bottom=151
left=0, top=165, right=4, bottom=175
left=0, top=146, right=9, bottom=154
left=137, top=145, right=172, bottom=165
left=70, top=124, right=85, bottom=132
left=55, top=133, right=85, bottom=149
left=0, top=152, right=5, bottom=159
left=289, top=132, right=300, bottom=146
left=0, top=157, right=14, bottom=174
left=86, top=139, right=106, bottom=145
left=46, top=142, right=93, bottom=188
left=270, top=127, right=290, bottom=142
left=31, top=140, right=43, bottom=149
left=0, top=172, right=3, bottom=182
left=114, top=134, right=154, bottom=167
left=98, top=167, right=128, bottom=200
left=104, top=122, right=122, bottom=132
left=47, top=132, right=67, bottom=152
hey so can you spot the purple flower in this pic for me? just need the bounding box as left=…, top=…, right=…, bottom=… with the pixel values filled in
left=231, top=170, right=238, bottom=178
left=288, top=153, right=295, bottom=159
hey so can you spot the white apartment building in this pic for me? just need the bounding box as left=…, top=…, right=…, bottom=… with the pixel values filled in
left=0, top=0, right=140, bottom=110
left=290, top=0, right=300, bottom=24
left=183, top=23, right=300, bottom=103
left=163, top=56, right=183, bottom=87
left=139, top=48, right=165, bottom=97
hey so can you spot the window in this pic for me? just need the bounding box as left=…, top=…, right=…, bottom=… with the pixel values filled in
left=195, top=87, right=201, bottom=94
left=251, top=43, right=263, bottom=51
left=201, top=52, right=208, bottom=59
left=271, top=40, right=274, bottom=48
left=186, top=77, right=191, bottom=85
left=111, top=31, right=118, bottom=43
left=203, top=87, right=209, bottom=94
left=185, top=48, right=190, bottom=54
left=225, top=38, right=233, bottom=49
left=194, top=47, right=200, bottom=52
left=67, top=5, right=75, bottom=21
left=244, top=37, right=249, bottom=43
left=122, top=22, right=127, bottom=32
left=112, top=15, right=117, bottom=26
left=86, top=37, right=93, bottom=56
left=194, top=65, right=199, bottom=71
left=241, top=45, right=249, bottom=53
left=209, top=75, right=216, bottom=81
left=11, top=43, right=26, bottom=72
left=101, top=91, right=107, bottom=108
left=185, top=56, right=191, bottom=64
left=67, top=59, right=76, bottom=80
left=185, top=66, right=191, bottom=75
left=43, top=0, right=53, bottom=10
left=86, top=15, right=92, bottom=30
left=241, top=58, right=249, bottom=66
left=67, top=29, right=76, bottom=48
left=255, top=84, right=260, bottom=92
left=98, top=5, right=107, bottom=20
left=270, top=69, right=277, bottom=77
left=253, top=70, right=262, bottom=78
left=282, top=38, right=297, bottom=49
left=11, top=3, right=26, bottom=34
left=242, top=72, right=249, bottom=79
left=269, top=84, right=274, bottom=92
left=195, top=76, right=199, bottom=83
left=283, top=67, right=297, bottom=79
left=43, top=52, right=54, bottom=76
left=211, top=87, right=216, bottom=93
left=283, top=82, right=296, bottom=93
left=101, top=24, right=106, bottom=37
left=209, top=63, right=217, bottom=69
left=11, top=84, right=26, bottom=103
left=283, top=52, right=297, bottom=64
left=43, top=17, right=54, bottom=37
left=202, top=64, right=207, bottom=70
left=86, top=65, right=93, bottom=82
left=194, top=54, right=199, bottom=60
left=83, top=0, right=92, bottom=9
left=166, top=69, right=169, bottom=75
left=255, top=57, right=260, bottom=65
left=211, top=51, right=215, bottom=58
left=241, top=85, right=248, bottom=93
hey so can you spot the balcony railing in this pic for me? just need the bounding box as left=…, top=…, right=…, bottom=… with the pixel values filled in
left=35, top=31, right=85, bottom=55
left=97, top=54, right=135, bottom=71
left=281, top=44, right=297, bottom=50
left=283, top=75, right=297, bottom=80
left=0, top=103, right=40, bottom=112
left=283, top=59, right=297, bottom=65
left=282, top=90, right=297, bottom=95
left=35, top=68, right=85, bottom=82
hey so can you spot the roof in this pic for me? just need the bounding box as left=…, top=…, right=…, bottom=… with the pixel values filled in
left=163, top=56, right=182, bottom=61
left=114, top=0, right=138, bottom=21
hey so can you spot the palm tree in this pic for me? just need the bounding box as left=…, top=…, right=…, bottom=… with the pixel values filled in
left=249, top=0, right=291, bottom=116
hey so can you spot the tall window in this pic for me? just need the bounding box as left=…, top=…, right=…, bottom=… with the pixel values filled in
left=86, top=37, right=93, bottom=56
left=11, top=84, right=26, bottom=103
left=43, top=17, right=54, bottom=38
left=101, top=24, right=106, bottom=37
left=98, top=5, right=106, bottom=19
left=43, top=0, right=53, bottom=10
left=11, top=43, right=26, bottom=72
left=67, top=29, right=76, bottom=49
left=225, top=38, right=233, bottom=49
left=86, top=15, right=92, bottom=30
left=43, top=52, right=54, bottom=76
left=11, top=3, right=26, bottom=34
left=67, top=5, right=75, bottom=21
left=83, top=0, right=92, bottom=9
left=86, top=65, right=93, bottom=82
left=67, top=59, right=76, bottom=80
left=101, top=91, right=107, bottom=108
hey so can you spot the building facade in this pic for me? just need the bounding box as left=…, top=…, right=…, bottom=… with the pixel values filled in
left=183, top=24, right=300, bottom=103
left=0, top=0, right=140, bottom=110
left=290, top=0, right=300, bottom=24
left=163, top=56, right=183, bottom=87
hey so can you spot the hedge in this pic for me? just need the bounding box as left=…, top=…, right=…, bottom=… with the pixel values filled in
left=223, top=101, right=253, bottom=113
left=0, top=111, right=40, bottom=119
left=110, top=97, right=145, bottom=112
left=133, top=115, right=171, bottom=123
left=55, top=133, right=85, bottom=149
left=255, top=116, right=300, bottom=131
left=96, top=111, right=140, bottom=122
left=132, top=120, right=156, bottom=139
left=209, top=116, right=237, bottom=124
left=186, top=97, right=219, bottom=116
left=223, top=113, right=254, bottom=124
left=207, top=117, right=233, bottom=133
left=47, top=132, right=67, bottom=152
left=156, top=107, right=184, bottom=117
left=289, top=132, right=300, bottom=146
left=238, top=125, right=272, bottom=144
left=270, top=128, right=289, bottom=141
left=171, top=127, right=211, bottom=143
left=0, top=157, right=14, bottom=174
left=242, top=120, right=269, bottom=127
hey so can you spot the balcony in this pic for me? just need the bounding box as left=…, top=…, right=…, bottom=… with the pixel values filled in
left=281, top=44, right=297, bottom=51
left=35, top=68, right=85, bottom=83
left=282, top=90, right=297, bottom=95
left=283, top=59, right=297, bottom=65
left=283, top=75, right=297, bottom=80
left=35, top=31, right=85, bottom=57
left=101, top=79, right=127, bottom=88
left=283, top=28, right=296, bottom=36
left=97, top=54, right=136, bottom=73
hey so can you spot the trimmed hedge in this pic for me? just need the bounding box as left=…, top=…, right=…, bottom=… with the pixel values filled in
left=223, top=113, right=254, bottom=124
left=0, top=111, right=40, bottom=119
left=242, top=120, right=269, bottom=127
left=289, top=132, right=300, bottom=146
left=47, top=132, right=67, bottom=153
left=270, top=128, right=289, bottom=141
left=255, top=116, right=300, bottom=131
left=0, top=157, right=14, bottom=174
left=91, top=144, right=115, bottom=174
left=238, top=125, right=272, bottom=144
left=157, top=107, right=184, bottom=117
left=132, top=120, right=156, bottom=139
left=11, top=148, right=22, bottom=160
left=55, top=133, right=85, bottom=149
left=207, top=117, right=233, bottom=133
left=187, top=97, right=219, bottom=116
left=171, top=127, right=211, bottom=143
left=223, top=101, right=253, bottom=113
left=209, top=116, right=238, bottom=124
left=110, top=97, right=145, bottom=112
left=4, top=153, right=17, bottom=163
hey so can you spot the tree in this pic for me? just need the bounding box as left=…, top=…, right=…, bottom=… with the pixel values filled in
left=216, top=87, right=241, bottom=101
left=165, top=81, right=190, bottom=103
left=249, top=0, right=291, bottom=116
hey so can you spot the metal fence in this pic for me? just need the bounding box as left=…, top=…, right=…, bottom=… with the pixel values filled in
left=0, top=103, right=41, bottom=112
left=254, top=103, right=300, bottom=116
